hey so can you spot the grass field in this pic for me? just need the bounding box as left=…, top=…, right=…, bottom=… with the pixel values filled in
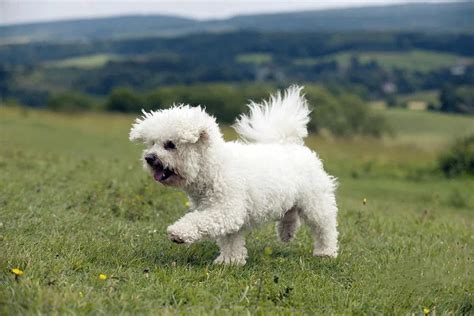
left=45, top=54, right=122, bottom=69
left=236, top=53, right=273, bottom=65
left=295, top=50, right=471, bottom=72
left=397, top=90, right=439, bottom=106
left=0, top=106, right=472, bottom=315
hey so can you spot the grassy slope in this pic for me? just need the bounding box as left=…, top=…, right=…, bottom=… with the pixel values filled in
left=398, top=90, right=439, bottom=106
left=0, top=107, right=472, bottom=315
left=44, top=54, right=122, bottom=69
left=46, top=50, right=471, bottom=72
left=295, top=50, right=471, bottom=72
left=382, top=108, right=474, bottom=149
left=45, top=52, right=273, bottom=69
left=236, top=53, right=273, bottom=65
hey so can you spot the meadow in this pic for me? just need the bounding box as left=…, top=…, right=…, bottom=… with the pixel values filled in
left=294, top=50, right=472, bottom=72
left=0, top=106, right=472, bottom=315
left=44, top=50, right=469, bottom=73
left=45, top=54, right=123, bottom=69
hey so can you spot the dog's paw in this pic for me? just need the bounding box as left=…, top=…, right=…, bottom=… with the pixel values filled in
left=168, top=231, right=185, bottom=244
left=313, top=248, right=338, bottom=258
left=167, top=224, right=200, bottom=244
left=213, top=254, right=247, bottom=266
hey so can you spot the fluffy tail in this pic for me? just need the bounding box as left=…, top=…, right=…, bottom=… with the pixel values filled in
left=233, top=85, right=311, bottom=144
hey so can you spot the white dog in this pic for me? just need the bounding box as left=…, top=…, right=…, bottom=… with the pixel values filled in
left=129, top=86, right=338, bottom=265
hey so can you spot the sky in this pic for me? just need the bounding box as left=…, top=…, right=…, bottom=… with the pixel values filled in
left=0, top=0, right=461, bottom=26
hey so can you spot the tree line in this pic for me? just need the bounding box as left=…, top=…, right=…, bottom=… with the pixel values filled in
left=42, top=83, right=389, bottom=137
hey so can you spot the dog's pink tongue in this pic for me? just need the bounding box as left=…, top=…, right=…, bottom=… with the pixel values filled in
left=154, top=170, right=164, bottom=181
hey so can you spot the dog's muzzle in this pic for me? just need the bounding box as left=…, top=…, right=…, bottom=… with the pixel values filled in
left=144, top=153, right=176, bottom=183
left=145, top=153, right=161, bottom=168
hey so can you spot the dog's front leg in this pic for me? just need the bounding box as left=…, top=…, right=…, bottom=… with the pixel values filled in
left=214, top=231, right=247, bottom=265
left=167, top=206, right=245, bottom=244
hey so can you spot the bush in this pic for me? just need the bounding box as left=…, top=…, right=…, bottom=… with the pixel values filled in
left=47, top=92, right=97, bottom=112
left=145, top=84, right=246, bottom=122
left=306, top=86, right=389, bottom=137
left=438, top=135, right=474, bottom=177
left=143, top=84, right=274, bottom=123
left=8, top=87, right=49, bottom=108
left=440, top=85, right=474, bottom=114
left=105, top=87, right=143, bottom=112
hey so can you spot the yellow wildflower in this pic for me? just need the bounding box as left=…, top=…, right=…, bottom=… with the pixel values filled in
left=264, top=246, right=273, bottom=256
left=423, top=307, right=430, bottom=315
left=98, top=273, right=107, bottom=280
left=363, top=198, right=367, bottom=205
left=11, top=268, right=24, bottom=276
left=184, top=200, right=190, bottom=207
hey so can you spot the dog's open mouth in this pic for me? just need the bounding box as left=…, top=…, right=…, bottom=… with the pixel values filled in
left=153, top=167, right=176, bottom=183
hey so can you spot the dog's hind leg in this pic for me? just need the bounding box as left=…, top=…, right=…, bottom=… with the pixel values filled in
left=276, top=207, right=301, bottom=242
left=299, top=193, right=339, bottom=258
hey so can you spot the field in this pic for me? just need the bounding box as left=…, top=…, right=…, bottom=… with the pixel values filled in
left=295, top=50, right=470, bottom=72
left=45, top=54, right=122, bottom=69
left=236, top=53, right=273, bottom=65
left=0, top=106, right=473, bottom=314
left=45, top=50, right=468, bottom=73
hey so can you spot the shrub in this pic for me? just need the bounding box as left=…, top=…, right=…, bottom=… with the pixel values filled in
left=438, top=135, right=474, bottom=177
left=440, top=85, right=474, bottom=114
left=143, top=84, right=274, bottom=123
left=47, top=92, right=97, bottom=112
left=306, top=86, right=389, bottom=137
left=105, top=87, right=143, bottom=112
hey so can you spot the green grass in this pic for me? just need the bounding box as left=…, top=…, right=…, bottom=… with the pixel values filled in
left=0, top=107, right=472, bottom=314
left=381, top=108, right=474, bottom=150
left=45, top=54, right=122, bottom=69
left=236, top=53, right=273, bottom=65
left=295, top=50, right=471, bottom=72
left=398, top=90, right=439, bottom=106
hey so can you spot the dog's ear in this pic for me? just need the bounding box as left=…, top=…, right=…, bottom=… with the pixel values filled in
left=130, top=109, right=157, bottom=143
left=179, top=129, right=208, bottom=144
left=129, top=124, right=144, bottom=142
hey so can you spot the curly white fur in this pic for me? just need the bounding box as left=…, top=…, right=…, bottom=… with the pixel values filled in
left=234, top=85, right=311, bottom=145
left=130, top=86, right=339, bottom=265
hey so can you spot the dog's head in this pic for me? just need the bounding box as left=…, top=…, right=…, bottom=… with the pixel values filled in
left=129, top=105, right=222, bottom=187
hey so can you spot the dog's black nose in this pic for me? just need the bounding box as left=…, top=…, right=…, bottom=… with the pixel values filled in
left=144, top=153, right=157, bottom=165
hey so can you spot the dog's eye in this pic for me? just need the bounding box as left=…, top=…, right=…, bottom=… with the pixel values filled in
left=164, top=140, right=176, bottom=150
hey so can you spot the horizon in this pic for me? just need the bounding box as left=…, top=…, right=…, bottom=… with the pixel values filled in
left=0, top=0, right=462, bottom=26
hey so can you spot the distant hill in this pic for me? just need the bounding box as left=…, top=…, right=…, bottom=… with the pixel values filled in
left=221, top=2, right=474, bottom=32
left=0, top=15, right=199, bottom=43
left=1, top=2, right=473, bottom=43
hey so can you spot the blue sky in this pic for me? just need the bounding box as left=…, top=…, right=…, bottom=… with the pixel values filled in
left=0, top=0, right=460, bottom=25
